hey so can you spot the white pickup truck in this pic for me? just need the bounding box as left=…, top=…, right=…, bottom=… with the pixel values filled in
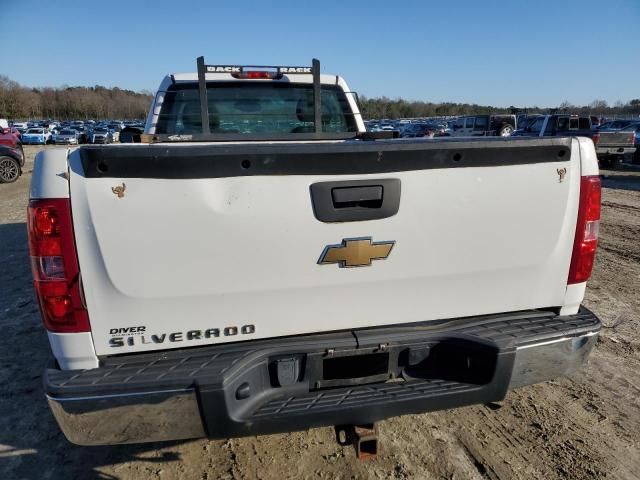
left=30, top=58, right=602, bottom=447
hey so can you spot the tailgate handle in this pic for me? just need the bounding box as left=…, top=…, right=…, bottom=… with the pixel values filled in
left=331, top=186, right=383, bottom=209
left=310, top=179, right=401, bottom=223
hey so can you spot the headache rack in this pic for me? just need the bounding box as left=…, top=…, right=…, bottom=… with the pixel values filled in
left=142, top=56, right=393, bottom=143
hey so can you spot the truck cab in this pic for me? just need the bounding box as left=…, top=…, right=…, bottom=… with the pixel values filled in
left=146, top=68, right=364, bottom=137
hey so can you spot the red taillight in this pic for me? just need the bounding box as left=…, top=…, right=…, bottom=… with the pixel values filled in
left=27, top=199, right=90, bottom=333
left=231, top=71, right=281, bottom=80
left=630, top=133, right=636, bottom=146
left=591, top=133, right=600, bottom=145
left=568, top=176, right=601, bottom=284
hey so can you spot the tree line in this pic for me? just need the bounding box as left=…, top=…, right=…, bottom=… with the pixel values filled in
left=358, top=96, right=640, bottom=119
left=0, top=75, right=153, bottom=120
left=1, top=74, right=638, bottom=121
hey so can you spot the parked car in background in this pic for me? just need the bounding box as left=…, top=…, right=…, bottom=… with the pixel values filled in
left=629, top=124, right=640, bottom=164
left=41, top=121, right=58, bottom=131
left=598, top=119, right=636, bottom=131
left=22, top=128, right=52, bottom=145
left=400, top=123, right=431, bottom=138
left=0, top=144, right=24, bottom=183
left=511, top=115, right=633, bottom=169
left=53, top=129, right=80, bottom=145
left=593, top=122, right=638, bottom=168
left=118, top=125, right=144, bottom=143
left=8, top=127, right=22, bottom=139
left=516, top=114, right=542, bottom=130
left=108, top=126, right=121, bottom=142
left=90, top=127, right=113, bottom=144
left=622, top=122, right=640, bottom=146
left=11, top=122, right=29, bottom=134
left=69, top=126, right=89, bottom=144
left=513, top=115, right=593, bottom=139
left=0, top=127, right=24, bottom=162
left=424, top=123, right=447, bottom=136
left=449, top=115, right=516, bottom=137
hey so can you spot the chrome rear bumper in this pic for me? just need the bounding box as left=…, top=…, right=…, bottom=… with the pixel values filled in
left=48, top=389, right=205, bottom=445
left=508, top=332, right=597, bottom=389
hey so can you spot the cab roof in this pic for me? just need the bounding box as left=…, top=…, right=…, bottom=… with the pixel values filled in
left=170, top=72, right=341, bottom=85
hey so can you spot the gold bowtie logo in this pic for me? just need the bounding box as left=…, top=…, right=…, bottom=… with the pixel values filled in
left=318, top=238, right=395, bottom=268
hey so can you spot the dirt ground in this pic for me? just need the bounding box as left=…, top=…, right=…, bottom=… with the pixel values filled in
left=1, top=146, right=639, bottom=480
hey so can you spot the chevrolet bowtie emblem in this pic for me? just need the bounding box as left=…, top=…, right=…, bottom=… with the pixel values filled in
left=318, top=238, right=395, bottom=268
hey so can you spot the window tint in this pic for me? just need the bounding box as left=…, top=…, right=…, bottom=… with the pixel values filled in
left=464, top=117, right=475, bottom=129
left=544, top=117, right=556, bottom=135
left=609, top=120, right=631, bottom=129
left=518, top=116, right=535, bottom=129
left=474, top=116, right=488, bottom=131
left=569, top=118, right=579, bottom=129
left=557, top=117, right=569, bottom=131
left=528, top=117, right=545, bottom=134
left=579, top=118, right=590, bottom=129
left=454, top=117, right=464, bottom=129
left=155, top=82, right=357, bottom=135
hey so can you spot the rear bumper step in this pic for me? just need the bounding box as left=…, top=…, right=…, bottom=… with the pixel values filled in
left=45, top=307, right=600, bottom=445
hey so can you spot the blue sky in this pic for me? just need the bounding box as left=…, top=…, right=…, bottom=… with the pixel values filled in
left=2, top=0, right=639, bottom=107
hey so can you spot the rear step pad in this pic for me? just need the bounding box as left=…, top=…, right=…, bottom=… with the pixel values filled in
left=46, top=308, right=599, bottom=397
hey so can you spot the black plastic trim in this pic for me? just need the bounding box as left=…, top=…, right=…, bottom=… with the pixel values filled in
left=78, top=137, right=572, bottom=180
left=310, top=178, right=401, bottom=222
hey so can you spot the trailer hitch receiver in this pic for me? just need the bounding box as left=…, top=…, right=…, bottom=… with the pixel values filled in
left=335, top=423, right=379, bottom=460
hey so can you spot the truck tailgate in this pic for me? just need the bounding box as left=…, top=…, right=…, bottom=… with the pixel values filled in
left=68, top=138, right=580, bottom=356
left=597, top=130, right=635, bottom=147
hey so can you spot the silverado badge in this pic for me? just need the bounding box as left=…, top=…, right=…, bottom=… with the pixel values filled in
left=318, top=238, right=395, bottom=268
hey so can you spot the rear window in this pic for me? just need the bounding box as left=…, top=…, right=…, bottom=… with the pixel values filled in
left=578, top=118, right=591, bottom=129
left=155, top=82, right=357, bottom=135
left=557, top=117, right=570, bottom=131
left=609, top=120, right=632, bottom=129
